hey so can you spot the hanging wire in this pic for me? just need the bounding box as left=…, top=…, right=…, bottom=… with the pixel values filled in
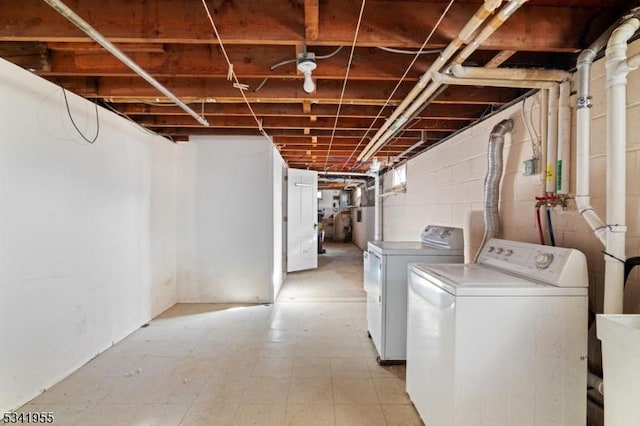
left=521, top=95, right=541, bottom=160
left=535, top=206, right=545, bottom=245
left=254, top=46, right=345, bottom=93
left=59, top=82, right=100, bottom=144
left=546, top=207, right=556, bottom=246
left=200, top=0, right=271, bottom=140
left=340, top=0, right=456, bottom=171
left=323, top=0, right=367, bottom=171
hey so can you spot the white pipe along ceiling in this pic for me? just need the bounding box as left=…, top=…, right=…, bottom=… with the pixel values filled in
left=356, top=0, right=506, bottom=163
left=359, top=0, right=530, bottom=163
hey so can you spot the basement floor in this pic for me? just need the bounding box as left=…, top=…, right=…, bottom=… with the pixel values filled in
left=18, top=242, right=422, bottom=425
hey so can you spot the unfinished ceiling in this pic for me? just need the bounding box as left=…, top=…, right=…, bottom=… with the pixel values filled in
left=0, top=0, right=632, bottom=173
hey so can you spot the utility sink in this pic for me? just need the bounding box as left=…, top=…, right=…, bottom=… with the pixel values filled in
left=597, top=314, right=640, bottom=425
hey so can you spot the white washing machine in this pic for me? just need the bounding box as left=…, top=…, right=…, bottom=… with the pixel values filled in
left=364, top=225, right=464, bottom=364
left=406, top=238, right=589, bottom=426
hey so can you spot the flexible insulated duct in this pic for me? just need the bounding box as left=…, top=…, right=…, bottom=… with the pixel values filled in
left=474, top=119, right=514, bottom=262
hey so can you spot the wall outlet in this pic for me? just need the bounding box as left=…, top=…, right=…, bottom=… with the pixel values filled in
left=523, top=158, right=537, bottom=176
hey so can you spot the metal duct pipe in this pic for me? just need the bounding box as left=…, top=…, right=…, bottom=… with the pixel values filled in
left=357, top=0, right=504, bottom=162
left=42, top=0, right=209, bottom=127
left=474, top=119, right=514, bottom=262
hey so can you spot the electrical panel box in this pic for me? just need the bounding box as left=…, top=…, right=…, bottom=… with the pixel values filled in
left=523, top=158, right=537, bottom=176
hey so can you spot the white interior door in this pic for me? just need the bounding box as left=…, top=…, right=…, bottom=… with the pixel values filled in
left=287, top=168, right=318, bottom=272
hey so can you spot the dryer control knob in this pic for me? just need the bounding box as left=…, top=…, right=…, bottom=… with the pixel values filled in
left=487, top=246, right=495, bottom=253
left=505, top=249, right=513, bottom=257
left=495, top=248, right=504, bottom=255
left=535, top=253, right=554, bottom=269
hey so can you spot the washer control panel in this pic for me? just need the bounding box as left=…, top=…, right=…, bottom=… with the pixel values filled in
left=479, top=238, right=587, bottom=287
left=420, top=225, right=464, bottom=249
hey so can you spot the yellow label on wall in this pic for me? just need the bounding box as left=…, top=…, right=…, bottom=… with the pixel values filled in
left=546, top=164, right=554, bottom=183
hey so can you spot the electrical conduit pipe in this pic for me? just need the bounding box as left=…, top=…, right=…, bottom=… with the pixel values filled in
left=603, top=17, right=640, bottom=314
left=357, top=0, right=504, bottom=162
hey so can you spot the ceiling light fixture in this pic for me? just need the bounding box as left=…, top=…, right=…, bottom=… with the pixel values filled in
left=297, top=52, right=317, bottom=93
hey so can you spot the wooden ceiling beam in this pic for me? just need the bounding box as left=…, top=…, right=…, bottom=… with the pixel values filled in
left=36, top=45, right=428, bottom=80
left=52, top=76, right=520, bottom=105
left=47, top=42, right=166, bottom=53
left=0, top=0, right=624, bottom=52
left=304, top=0, right=320, bottom=41
left=0, top=41, right=50, bottom=71
left=111, top=102, right=486, bottom=120
left=134, top=115, right=467, bottom=131
left=152, top=127, right=436, bottom=138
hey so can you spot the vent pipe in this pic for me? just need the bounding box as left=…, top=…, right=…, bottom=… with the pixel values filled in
left=474, top=119, right=514, bottom=262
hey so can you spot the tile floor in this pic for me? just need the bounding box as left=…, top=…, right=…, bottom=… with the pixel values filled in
left=19, top=242, right=422, bottom=425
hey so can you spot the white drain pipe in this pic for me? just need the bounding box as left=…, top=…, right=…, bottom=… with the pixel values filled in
left=603, top=17, right=640, bottom=314
left=432, top=72, right=557, bottom=89
left=556, top=81, right=571, bottom=194
left=545, top=84, right=559, bottom=194
left=575, top=24, right=615, bottom=246
left=374, top=172, right=381, bottom=241
left=451, top=64, right=570, bottom=82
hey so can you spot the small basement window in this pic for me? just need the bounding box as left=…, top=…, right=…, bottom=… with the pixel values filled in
left=391, top=163, right=407, bottom=190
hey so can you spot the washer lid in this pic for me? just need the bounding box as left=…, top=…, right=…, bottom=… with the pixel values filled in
left=409, top=263, right=588, bottom=297
left=368, top=241, right=464, bottom=256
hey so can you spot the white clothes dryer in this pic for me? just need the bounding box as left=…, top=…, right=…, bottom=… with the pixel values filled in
left=364, top=225, right=464, bottom=364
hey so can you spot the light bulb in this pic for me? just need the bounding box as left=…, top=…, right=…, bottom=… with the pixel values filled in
left=303, top=71, right=315, bottom=93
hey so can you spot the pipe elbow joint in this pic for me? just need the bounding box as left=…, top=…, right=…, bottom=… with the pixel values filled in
left=451, top=64, right=466, bottom=78
left=491, top=119, right=514, bottom=137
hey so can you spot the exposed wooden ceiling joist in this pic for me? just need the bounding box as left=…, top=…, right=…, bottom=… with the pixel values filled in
left=0, top=0, right=630, bottom=172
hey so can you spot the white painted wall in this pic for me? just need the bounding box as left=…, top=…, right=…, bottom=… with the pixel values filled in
left=272, top=148, right=286, bottom=298
left=381, top=39, right=640, bottom=315
left=176, top=135, right=282, bottom=303
left=0, top=59, right=177, bottom=412
left=352, top=206, right=375, bottom=251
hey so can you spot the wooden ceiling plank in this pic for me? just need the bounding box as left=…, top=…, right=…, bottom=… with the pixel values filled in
left=55, top=76, right=521, bottom=105
left=0, top=1, right=623, bottom=52
left=485, top=50, right=517, bottom=68
left=305, top=0, right=320, bottom=41
left=111, top=102, right=485, bottom=120
left=38, top=45, right=430, bottom=81
left=47, top=42, right=166, bottom=53
left=132, top=115, right=466, bottom=131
